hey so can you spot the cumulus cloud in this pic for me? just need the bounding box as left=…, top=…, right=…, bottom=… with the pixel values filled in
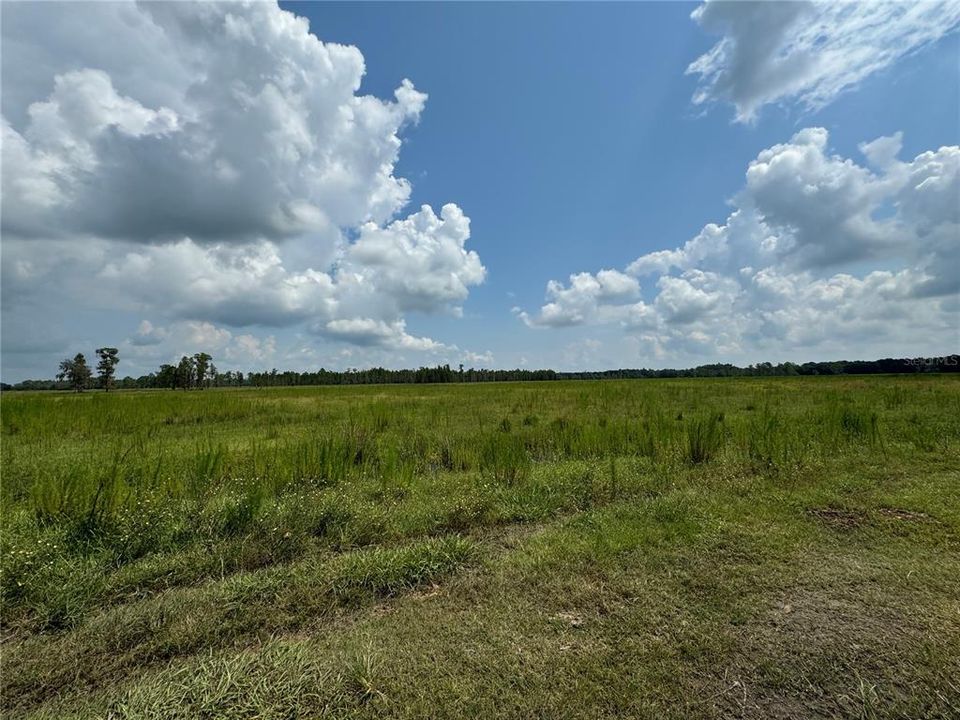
left=519, top=269, right=639, bottom=327
left=1, top=1, right=486, bottom=371
left=2, top=3, right=425, bottom=242
left=87, top=203, right=482, bottom=348
left=226, top=334, right=277, bottom=364
left=654, top=271, right=740, bottom=325
left=462, top=350, right=495, bottom=367
left=97, top=238, right=336, bottom=327
left=131, top=320, right=167, bottom=347
left=119, top=320, right=276, bottom=370
left=743, top=127, right=901, bottom=268
left=688, top=0, right=960, bottom=121
left=321, top=318, right=446, bottom=352
left=521, top=129, right=960, bottom=359
left=115, top=317, right=494, bottom=378
left=335, top=204, right=485, bottom=320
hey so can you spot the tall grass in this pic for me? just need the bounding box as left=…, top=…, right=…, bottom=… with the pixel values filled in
left=3, top=379, right=942, bottom=538
left=479, top=432, right=531, bottom=486
left=685, top=413, right=725, bottom=464
left=2, top=376, right=956, bottom=632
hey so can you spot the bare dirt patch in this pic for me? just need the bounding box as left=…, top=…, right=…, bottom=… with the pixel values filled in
left=693, top=587, right=954, bottom=719
left=550, top=611, right=585, bottom=628
left=686, top=542, right=960, bottom=720
left=806, top=507, right=867, bottom=529
left=876, top=507, right=932, bottom=522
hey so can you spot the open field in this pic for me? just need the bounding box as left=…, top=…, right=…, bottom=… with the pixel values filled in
left=2, top=376, right=959, bottom=719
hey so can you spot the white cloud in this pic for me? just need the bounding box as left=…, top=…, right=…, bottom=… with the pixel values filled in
left=121, top=321, right=255, bottom=370
left=97, top=238, right=337, bottom=327
left=860, top=132, right=904, bottom=170
left=743, top=127, right=900, bottom=269
left=131, top=320, right=167, bottom=347
left=462, top=350, right=494, bottom=367
left=1, top=1, right=486, bottom=371
left=519, top=269, right=639, bottom=327
left=625, top=129, right=959, bottom=283
left=340, top=204, right=486, bottom=317
left=227, top=334, right=277, bottom=365
left=2, top=2, right=425, bottom=242
left=688, top=0, right=960, bottom=122
left=521, top=129, right=960, bottom=360
left=321, top=318, right=447, bottom=352
left=654, top=271, right=739, bottom=325
left=87, top=203, right=483, bottom=348
left=116, top=318, right=497, bottom=377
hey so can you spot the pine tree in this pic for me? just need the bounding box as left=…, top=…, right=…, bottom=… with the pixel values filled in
left=193, top=353, right=212, bottom=389
left=95, top=347, right=120, bottom=391
left=176, top=356, right=195, bottom=390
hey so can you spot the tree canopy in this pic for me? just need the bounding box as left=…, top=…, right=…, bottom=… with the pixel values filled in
left=56, top=353, right=92, bottom=392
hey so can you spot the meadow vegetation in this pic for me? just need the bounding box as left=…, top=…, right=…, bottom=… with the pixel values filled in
left=1, top=376, right=958, bottom=718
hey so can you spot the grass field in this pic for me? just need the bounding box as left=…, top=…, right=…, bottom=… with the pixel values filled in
left=2, top=376, right=959, bottom=719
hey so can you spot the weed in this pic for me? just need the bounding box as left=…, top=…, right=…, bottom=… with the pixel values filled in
left=685, top=413, right=724, bottom=464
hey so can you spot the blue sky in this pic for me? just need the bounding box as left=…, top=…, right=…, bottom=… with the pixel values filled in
left=294, top=1, right=959, bottom=365
left=2, top=1, right=959, bottom=381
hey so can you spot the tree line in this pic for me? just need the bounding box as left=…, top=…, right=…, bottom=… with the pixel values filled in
left=2, top=353, right=957, bottom=392
left=35, top=351, right=220, bottom=392
left=555, top=356, right=960, bottom=379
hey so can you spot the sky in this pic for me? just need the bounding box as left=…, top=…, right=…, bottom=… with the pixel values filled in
left=2, top=1, right=959, bottom=382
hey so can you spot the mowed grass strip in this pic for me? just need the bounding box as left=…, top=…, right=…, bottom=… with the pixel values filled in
left=3, top=535, right=476, bottom=713
left=2, top=459, right=657, bottom=634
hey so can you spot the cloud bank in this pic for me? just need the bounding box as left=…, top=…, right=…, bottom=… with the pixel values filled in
left=521, top=128, right=959, bottom=361
left=2, top=1, right=485, bottom=366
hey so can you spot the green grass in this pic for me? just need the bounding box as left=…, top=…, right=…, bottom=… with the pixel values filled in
left=2, top=376, right=959, bottom=718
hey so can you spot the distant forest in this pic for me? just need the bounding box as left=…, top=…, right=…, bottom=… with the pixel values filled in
left=3, top=354, right=958, bottom=391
